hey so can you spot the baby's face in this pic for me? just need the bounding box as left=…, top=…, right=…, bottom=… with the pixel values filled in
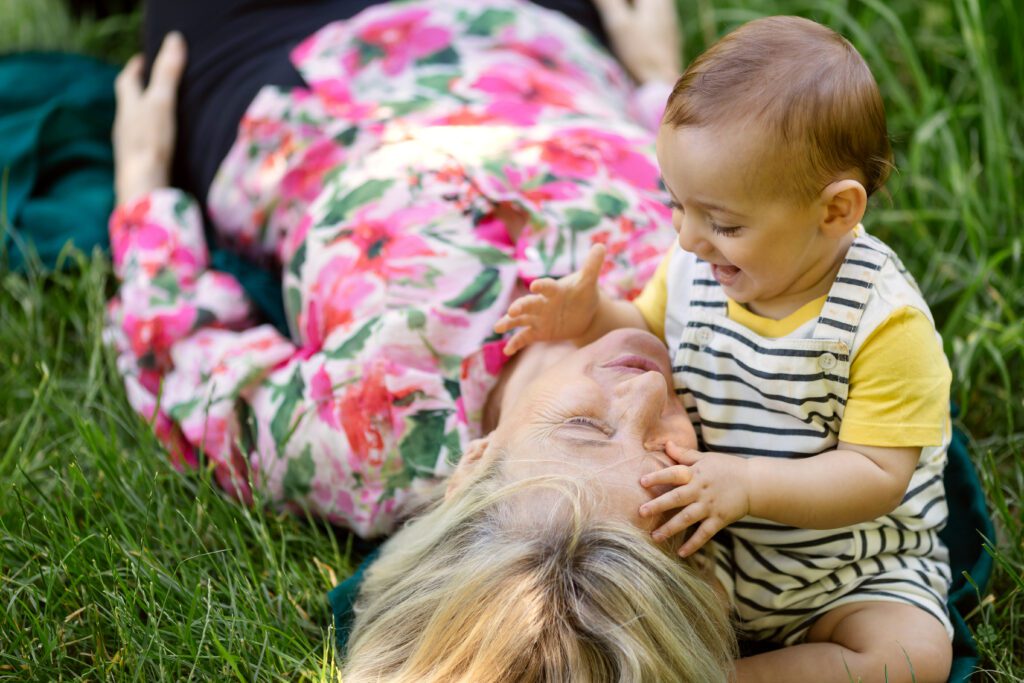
left=656, top=122, right=847, bottom=319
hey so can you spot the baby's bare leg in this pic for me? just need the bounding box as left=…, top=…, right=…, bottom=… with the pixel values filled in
left=733, top=601, right=952, bottom=683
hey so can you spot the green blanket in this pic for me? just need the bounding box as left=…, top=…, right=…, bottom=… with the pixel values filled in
left=0, top=51, right=289, bottom=334
left=328, top=424, right=995, bottom=682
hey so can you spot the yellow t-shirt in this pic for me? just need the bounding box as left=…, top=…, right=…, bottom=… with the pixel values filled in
left=634, top=254, right=951, bottom=448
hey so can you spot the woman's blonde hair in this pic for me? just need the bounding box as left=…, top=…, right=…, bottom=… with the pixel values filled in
left=343, top=455, right=737, bottom=682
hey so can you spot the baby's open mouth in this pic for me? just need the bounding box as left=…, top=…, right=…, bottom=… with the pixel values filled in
left=711, top=263, right=741, bottom=285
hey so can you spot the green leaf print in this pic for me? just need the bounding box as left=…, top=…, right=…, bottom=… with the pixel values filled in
left=399, top=409, right=452, bottom=475
left=173, top=195, right=192, bottom=222
left=333, top=126, right=358, bottom=147
left=354, top=39, right=385, bottom=66
left=288, top=240, right=306, bottom=280
left=168, top=396, right=201, bottom=422
left=407, top=308, right=427, bottom=330
left=595, top=192, right=628, bottom=218
left=282, top=444, right=315, bottom=499
left=320, top=179, right=394, bottom=227
left=381, top=97, right=435, bottom=117
left=325, top=316, right=379, bottom=360
left=285, top=286, right=303, bottom=334
left=151, top=268, right=180, bottom=299
left=443, top=429, right=463, bottom=464
left=417, top=74, right=456, bottom=93
left=269, top=367, right=305, bottom=450
left=444, top=267, right=502, bottom=312
left=466, top=8, right=516, bottom=36
left=416, top=46, right=459, bottom=67
left=565, top=208, right=602, bottom=232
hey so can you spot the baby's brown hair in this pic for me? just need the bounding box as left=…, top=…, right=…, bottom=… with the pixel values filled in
left=663, top=16, right=892, bottom=201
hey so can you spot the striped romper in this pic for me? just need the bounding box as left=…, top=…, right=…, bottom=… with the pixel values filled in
left=663, top=232, right=954, bottom=644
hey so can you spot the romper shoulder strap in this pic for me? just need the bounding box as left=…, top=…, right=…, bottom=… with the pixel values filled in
left=688, top=258, right=728, bottom=315
left=811, top=232, right=890, bottom=347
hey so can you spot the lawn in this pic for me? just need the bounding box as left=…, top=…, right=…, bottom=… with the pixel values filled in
left=1, top=0, right=1021, bottom=680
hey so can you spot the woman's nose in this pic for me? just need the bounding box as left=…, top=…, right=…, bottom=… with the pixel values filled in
left=612, top=371, right=667, bottom=427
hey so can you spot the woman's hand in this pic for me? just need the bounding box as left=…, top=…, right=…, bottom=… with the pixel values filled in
left=593, top=0, right=683, bottom=84
left=113, top=32, right=187, bottom=204
left=639, top=441, right=751, bottom=557
left=493, top=243, right=606, bottom=356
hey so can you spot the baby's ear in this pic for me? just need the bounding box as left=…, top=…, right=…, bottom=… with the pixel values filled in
left=819, top=178, right=867, bottom=238
left=445, top=437, right=491, bottom=500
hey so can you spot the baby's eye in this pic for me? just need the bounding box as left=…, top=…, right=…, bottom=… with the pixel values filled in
left=710, top=222, right=742, bottom=237
left=666, top=199, right=683, bottom=211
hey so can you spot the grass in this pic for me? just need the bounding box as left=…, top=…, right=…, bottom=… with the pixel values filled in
left=1, top=0, right=1022, bottom=679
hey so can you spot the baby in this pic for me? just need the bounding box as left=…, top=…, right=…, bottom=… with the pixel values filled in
left=495, top=15, right=953, bottom=683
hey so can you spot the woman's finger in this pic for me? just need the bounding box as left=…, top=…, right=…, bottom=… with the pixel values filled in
left=678, top=517, right=723, bottom=557
left=114, top=54, right=145, bottom=103
left=639, top=464, right=691, bottom=488
left=148, top=32, right=188, bottom=101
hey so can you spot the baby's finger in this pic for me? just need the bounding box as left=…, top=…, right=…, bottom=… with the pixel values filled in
left=678, top=517, right=723, bottom=557
left=508, top=293, right=551, bottom=316
left=114, top=54, right=144, bottom=103
left=639, top=465, right=691, bottom=488
left=529, top=278, right=560, bottom=296
left=652, top=502, right=706, bottom=542
left=580, top=243, right=607, bottom=283
left=638, top=479, right=697, bottom=518
left=503, top=328, right=536, bottom=356
left=664, top=441, right=702, bottom=466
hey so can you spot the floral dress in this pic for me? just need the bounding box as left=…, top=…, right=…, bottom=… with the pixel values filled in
left=106, top=0, right=675, bottom=537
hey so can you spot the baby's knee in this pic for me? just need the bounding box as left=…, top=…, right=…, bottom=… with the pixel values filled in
left=814, top=601, right=952, bottom=683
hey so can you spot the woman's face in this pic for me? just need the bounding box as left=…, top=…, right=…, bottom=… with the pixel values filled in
left=481, top=329, right=696, bottom=531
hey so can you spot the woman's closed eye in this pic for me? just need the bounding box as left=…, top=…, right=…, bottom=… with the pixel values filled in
left=564, top=416, right=614, bottom=436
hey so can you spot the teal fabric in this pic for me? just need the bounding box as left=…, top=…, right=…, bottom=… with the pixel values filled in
left=0, top=52, right=117, bottom=271
left=0, top=51, right=289, bottom=334
left=328, top=424, right=995, bottom=682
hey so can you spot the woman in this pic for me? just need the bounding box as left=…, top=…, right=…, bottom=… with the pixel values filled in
left=112, top=0, right=737, bottom=679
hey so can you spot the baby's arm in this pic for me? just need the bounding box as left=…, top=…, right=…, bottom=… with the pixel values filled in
left=640, top=441, right=920, bottom=556
left=494, top=244, right=650, bottom=354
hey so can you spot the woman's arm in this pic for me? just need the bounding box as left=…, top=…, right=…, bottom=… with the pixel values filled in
left=592, top=0, right=683, bottom=84
left=113, top=32, right=186, bottom=204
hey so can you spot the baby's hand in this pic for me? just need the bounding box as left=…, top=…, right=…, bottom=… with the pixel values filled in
left=493, top=243, right=606, bottom=356
left=639, top=442, right=751, bottom=556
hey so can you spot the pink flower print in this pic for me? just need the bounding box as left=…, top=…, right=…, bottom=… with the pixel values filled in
left=312, top=79, right=375, bottom=120
left=536, top=128, right=659, bottom=190
left=341, top=205, right=438, bottom=279
left=122, top=305, right=198, bottom=360
left=472, top=64, right=575, bottom=125
left=311, top=364, right=341, bottom=430
left=357, top=8, right=452, bottom=75
left=500, top=32, right=581, bottom=78
left=304, top=255, right=378, bottom=347
left=482, top=340, right=509, bottom=376
left=279, top=214, right=312, bottom=265
left=338, top=360, right=391, bottom=465
left=280, top=139, right=346, bottom=203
